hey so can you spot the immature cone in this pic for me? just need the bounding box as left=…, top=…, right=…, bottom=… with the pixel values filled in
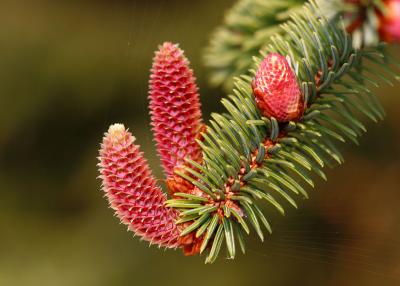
left=149, top=42, right=204, bottom=178
left=252, top=53, right=304, bottom=122
left=98, top=124, right=181, bottom=247
left=379, top=0, right=400, bottom=42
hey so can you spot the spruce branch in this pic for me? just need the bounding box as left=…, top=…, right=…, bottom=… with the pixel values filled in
left=168, top=0, right=399, bottom=263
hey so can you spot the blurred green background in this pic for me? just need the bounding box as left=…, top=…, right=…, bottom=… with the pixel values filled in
left=1, top=0, right=400, bottom=285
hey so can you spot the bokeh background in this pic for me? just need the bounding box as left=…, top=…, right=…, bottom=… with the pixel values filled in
left=1, top=0, right=400, bottom=285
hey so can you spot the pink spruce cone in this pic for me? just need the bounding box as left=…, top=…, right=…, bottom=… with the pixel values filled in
left=149, top=42, right=204, bottom=179
left=379, top=0, right=400, bottom=42
left=98, top=124, right=181, bottom=248
left=252, top=53, right=304, bottom=122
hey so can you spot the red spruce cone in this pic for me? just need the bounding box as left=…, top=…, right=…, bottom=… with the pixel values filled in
left=379, top=0, right=400, bottom=42
left=98, top=124, right=181, bottom=248
left=149, top=42, right=204, bottom=179
left=252, top=53, right=304, bottom=122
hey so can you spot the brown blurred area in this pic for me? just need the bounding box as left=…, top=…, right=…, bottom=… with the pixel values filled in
left=0, top=0, right=399, bottom=285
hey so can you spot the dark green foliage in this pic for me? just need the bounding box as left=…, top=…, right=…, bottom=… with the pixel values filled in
left=204, top=0, right=388, bottom=91
left=319, top=0, right=387, bottom=48
left=204, top=0, right=305, bottom=91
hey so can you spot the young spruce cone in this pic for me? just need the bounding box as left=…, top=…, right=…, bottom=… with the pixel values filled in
left=98, top=124, right=181, bottom=247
